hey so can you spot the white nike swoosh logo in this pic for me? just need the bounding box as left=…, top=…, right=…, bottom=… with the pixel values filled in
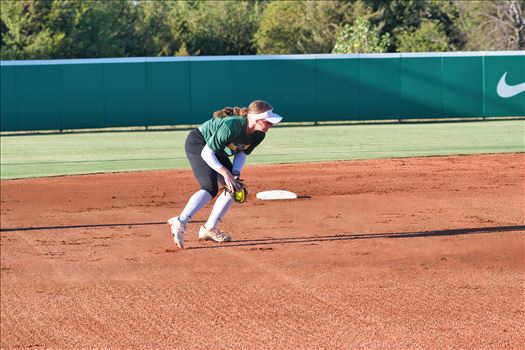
left=497, top=72, right=525, bottom=98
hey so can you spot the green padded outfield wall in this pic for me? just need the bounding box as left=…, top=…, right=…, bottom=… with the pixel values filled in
left=1, top=52, right=523, bottom=131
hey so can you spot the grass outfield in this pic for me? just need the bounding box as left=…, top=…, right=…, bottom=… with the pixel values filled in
left=1, top=120, right=523, bottom=180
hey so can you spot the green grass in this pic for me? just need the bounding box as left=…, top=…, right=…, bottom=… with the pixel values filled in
left=1, top=120, right=523, bottom=179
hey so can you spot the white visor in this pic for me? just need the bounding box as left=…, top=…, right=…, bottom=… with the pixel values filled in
left=247, top=110, right=283, bottom=124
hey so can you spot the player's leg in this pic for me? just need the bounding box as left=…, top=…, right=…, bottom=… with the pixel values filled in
left=200, top=157, right=234, bottom=242
left=168, top=129, right=218, bottom=248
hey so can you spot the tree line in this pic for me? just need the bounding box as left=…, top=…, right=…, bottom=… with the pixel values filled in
left=1, top=0, right=523, bottom=60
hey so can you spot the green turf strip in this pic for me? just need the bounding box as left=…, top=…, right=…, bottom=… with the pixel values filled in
left=1, top=120, right=523, bottom=179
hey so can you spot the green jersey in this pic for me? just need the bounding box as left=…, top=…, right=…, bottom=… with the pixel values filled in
left=200, top=116, right=265, bottom=157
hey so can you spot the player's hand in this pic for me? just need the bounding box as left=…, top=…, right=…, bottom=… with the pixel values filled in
left=223, top=171, right=241, bottom=192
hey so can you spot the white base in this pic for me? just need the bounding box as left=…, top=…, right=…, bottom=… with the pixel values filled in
left=256, top=190, right=298, bottom=200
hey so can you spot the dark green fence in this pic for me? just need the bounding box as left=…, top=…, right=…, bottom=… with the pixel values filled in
left=1, top=52, right=524, bottom=131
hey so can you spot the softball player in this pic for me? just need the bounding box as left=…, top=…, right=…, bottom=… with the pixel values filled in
left=167, top=100, right=283, bottom=248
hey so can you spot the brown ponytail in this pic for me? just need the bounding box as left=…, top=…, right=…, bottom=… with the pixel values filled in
left=213, top=100, right=272, bottom=119
left=213, top=106, right=249, bottom=119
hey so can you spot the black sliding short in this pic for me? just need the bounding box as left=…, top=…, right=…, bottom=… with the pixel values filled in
left=184, top=128, right=232, bottom=197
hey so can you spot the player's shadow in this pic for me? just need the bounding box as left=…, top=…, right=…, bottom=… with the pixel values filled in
left=2, top=223, right=523, bottom=250
left=0, top=221, right=205, bottom=232
left=186, top=225, right=525, bottom=250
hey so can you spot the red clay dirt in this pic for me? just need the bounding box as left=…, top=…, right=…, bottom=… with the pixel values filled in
left=1, top=153, right=524, bottom=349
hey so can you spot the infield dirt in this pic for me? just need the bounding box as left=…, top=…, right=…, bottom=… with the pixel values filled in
left=1, top=153, right=524, bottom=349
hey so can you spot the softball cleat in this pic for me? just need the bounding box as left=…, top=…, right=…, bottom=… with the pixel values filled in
left=198, top=226, right=232, bottom=243
left=167, top=216, right=186, bottom=249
